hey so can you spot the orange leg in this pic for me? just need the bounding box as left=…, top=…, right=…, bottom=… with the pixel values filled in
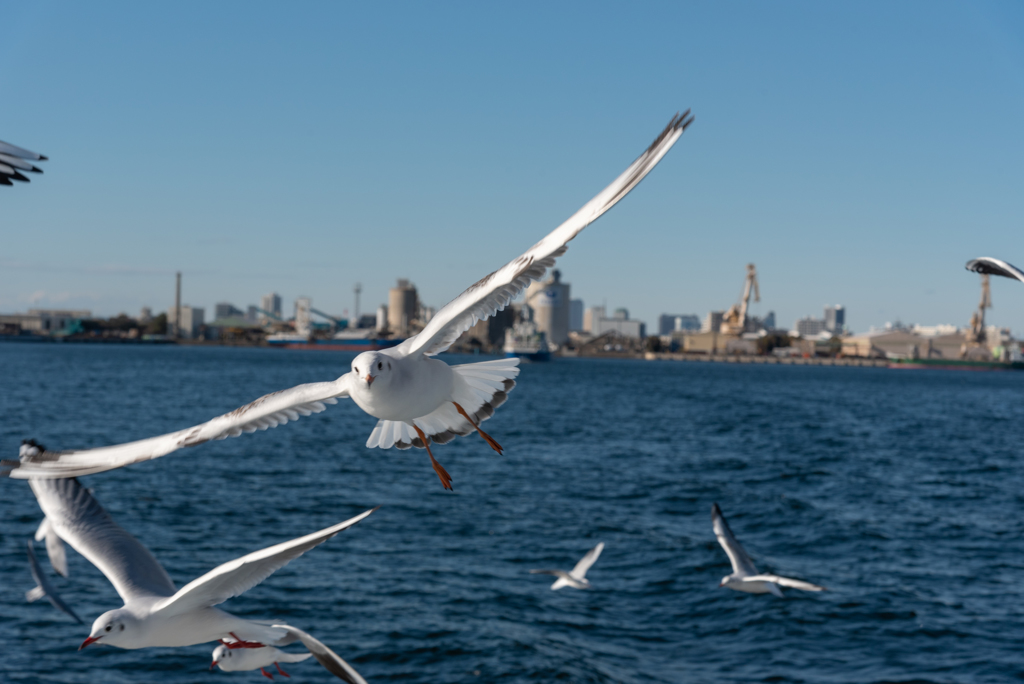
left=453, top=402, right=504, bottom=455
left=412, top=423, right=453, bottom=490
left=274, top=662, right=291, bottom=677
left=260, top=667, right=274, bottom=679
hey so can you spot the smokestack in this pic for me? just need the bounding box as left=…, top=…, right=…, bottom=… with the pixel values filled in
left=354, top=283, right=362, bottom=324
left=174, top=271, right=181, bottom=339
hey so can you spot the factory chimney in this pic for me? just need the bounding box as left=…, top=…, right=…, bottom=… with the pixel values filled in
left=174, top=271, right=181, bottom=339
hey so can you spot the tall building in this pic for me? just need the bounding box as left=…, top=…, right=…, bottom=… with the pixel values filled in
left=569, top=299, right=584, bottom=332
left=701, top=311, right=724, bottom=333
left=376, top=305, right=388, bottom=332
left=762, top=311, right=776, bottom=331
left=525, top=269, right=571, bottom=346
left=795, top=316, right=826, bottom=337
left=584, top=306, right=605, bottom=334
left=260, top=293, right=282, bottom=320
left=215, top=303, right=244, bottom=320
left=294, top=297, right=312, bottom=337
left=167, top=305, right=204, bottom=339
left=659, top=314, right=700, bottom=335
left=388, top=279, right=418, bottom=335
left=824, top=305, right=845, bottom=333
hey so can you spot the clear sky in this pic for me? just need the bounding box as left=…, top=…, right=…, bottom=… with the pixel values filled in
left=3, top=1, right=1023, bottom=334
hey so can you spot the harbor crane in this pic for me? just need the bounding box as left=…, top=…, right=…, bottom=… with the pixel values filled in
left=720, top=263, right=760, bottom=336
left=962, top=273, right=992, bottom=357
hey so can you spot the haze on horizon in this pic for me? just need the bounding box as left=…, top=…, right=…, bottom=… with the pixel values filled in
left=2, top=1, right=1023, bottom=335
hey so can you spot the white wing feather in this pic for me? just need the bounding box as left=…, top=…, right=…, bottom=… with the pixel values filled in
left=744, top=574, right=826, bottom=592
left=570, top=542, right=604, bottom=580
left=965, top=257, right=1024, bottom=284
left=3, top=377, right=352, bottom=479
left=712, top=503, right=758, bottom=577
left=153, top=507, right=376, bottom=616
left=397, top=112, right=694, bottom=359
left=35, top=517, right=69, bottom=577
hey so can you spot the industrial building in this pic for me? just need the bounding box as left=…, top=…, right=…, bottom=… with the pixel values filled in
left=388, top=279, right=418, bottom=335
left=524, top=270, right=571, bottom=346
left=167, top=305, right=205, bottom=339
left=260, top=293, right=282, bottom=320
left=659, top=314, right=700, bottom=336
left=0, top=309, right=92, bottom=334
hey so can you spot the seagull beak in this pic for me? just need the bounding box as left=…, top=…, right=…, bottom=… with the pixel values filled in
left=79, top=635, right=101, bottom=650
left=365, top=374, right=374, bottom=386
left=210, top=660, right=218, bottom=670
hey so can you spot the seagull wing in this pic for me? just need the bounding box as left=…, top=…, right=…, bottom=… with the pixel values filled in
left=711, top=503, right=758, bottom=576
left=3, top=377, right=351, bottom=479
left=35, top=517, right=69, bottom=577
left=569, top=542, right=604, bottom=580
left=153, top=507, right=376, bottom=616
left=26, top=539, right=84, bottom=624
left=965, top=257, right=1024, bottom=284
left=273, top=625, right=368, bottom=684
left=29, top=477, right=177, bottom=603
left=396, top=112, right=694, bottom=359
left=744, top=574, right=826, bottom=592
left=0, top=139, right=46, bottom=186
left=529, top=569, right=568, bottom=578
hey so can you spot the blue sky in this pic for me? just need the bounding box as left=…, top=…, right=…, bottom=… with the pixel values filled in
left=2, top=1, right=1023, bottom=334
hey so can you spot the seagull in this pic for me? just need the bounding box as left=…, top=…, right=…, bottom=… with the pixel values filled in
left=35, top=516, right=69, bottom=577
left=212, top=624, right=368, bottom=683
left=0, top=139, right=47, bottom=186
left=966, top=257, right=1024, bottom=284
left=2, top=111, right=694, bottom=489
left=27, top=473, right=375, bottom=658
left=711, top=503, right=825, bottom=597
left=26, top=539, right=83, bottom=624
left=530, top=542, right=604, bottom=590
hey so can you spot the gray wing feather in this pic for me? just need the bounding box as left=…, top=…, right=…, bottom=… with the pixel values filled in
left=26, top=539, right=84, bottom=624
left=0, top=140, right=46, bottom=186
left=273, top=625, right=368, bottom=684
left=29, top=478, right=177, bottom=603
left=35, top=517, right=69, bottom=577
left=746, top=573, right=826, bottom=592
left=397, top=112, right=694, bottom=359
left=711, top=503, right=758, bottom=576
left=965, top=257, right=1024, bottom=284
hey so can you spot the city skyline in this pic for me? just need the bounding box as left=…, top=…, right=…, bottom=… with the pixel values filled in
left=3, top=2, right=1024, bottom=335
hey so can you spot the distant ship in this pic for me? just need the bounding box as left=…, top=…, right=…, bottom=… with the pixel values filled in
left=266, top=329, right=403, bottom=352
left=503, top=321, right=551, bottom=362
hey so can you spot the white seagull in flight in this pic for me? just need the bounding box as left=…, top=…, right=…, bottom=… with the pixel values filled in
left=26, top=539, right=83, bottom=624
left=712, top=503, right=825, bottom=597
left=2, top=111, right=694, bottom=489
left=965, top=257, right=1024, bottom=284
left=530, top=542, right=604, bottom=590
left=211, top=625, right=368, bottom=683
left=0, top=139, right=47, bottom=186
left=26, top=470, right=374, bottom=680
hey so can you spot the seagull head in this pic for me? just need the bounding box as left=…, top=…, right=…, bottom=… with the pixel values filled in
left=352, top=352, right=392, bottom=390
left=81, top=609, right=135, bottom=650
left=210, top=644, right=231, bottom=671
left=719, top=575, right=734, bottom=589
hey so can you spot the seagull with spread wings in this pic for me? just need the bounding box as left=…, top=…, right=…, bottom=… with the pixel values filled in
left=530, top=542, right=604, bottom=590
left=965, top=257, right=1024, bottom=284
left=211, top=625, right=367, bottom=683
left=0, top=139, right=46, bottom=186
left=3, top=111, right=694, bottom=489
left=26, top=469, right=373, bottom=682
left=712, top=503, right=825, bottom=597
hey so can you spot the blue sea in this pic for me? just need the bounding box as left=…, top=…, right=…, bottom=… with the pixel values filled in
left=1, top=344, right=1022, bottom=683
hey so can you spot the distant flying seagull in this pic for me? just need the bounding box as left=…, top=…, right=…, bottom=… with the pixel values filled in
left=27, top=471, right=374, bottom=671
left=3, top=111, right=695, bottom=489
left=0, top=139, right=47, bottom=186
left=212, top=625, right=368, bottom=683
left=530, top=542, right=604, bottom=590
left=712, top=503, right=825, bottom=597
left=965, top=257, right=1024, bottom=284
left=26, top=539, right=83, bottom=624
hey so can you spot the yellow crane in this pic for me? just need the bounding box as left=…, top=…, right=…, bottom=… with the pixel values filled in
left=720, top=264, right=760, bottom=336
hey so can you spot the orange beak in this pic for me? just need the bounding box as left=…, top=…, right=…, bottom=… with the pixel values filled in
left=365, top=374, right=374, bottom=386
left=79, top=635, right=101, bottom=650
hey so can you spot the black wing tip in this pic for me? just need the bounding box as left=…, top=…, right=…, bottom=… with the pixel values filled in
left=711, top=502, right=722, bottom=516
left=646, top=109, right=695, bottom=154
left=38, top=154, right=48, bottom=161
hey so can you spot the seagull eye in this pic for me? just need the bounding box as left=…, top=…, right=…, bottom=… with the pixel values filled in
left=105, top=625, right=112, bottom=632
left=354, top=367, right=359, bottom=374
left=377, top=362, right=383, bottom=370
left=120, top=624, right=125, bottom=631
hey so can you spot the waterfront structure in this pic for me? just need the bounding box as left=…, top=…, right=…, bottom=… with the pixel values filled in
left=260, top=293, right=282, bottom=321
left=0, top=309, right=91, bottom=334
left=584, top=306, right=605, bottom=334
left=166, top=305, right=204, bottom=339
left=525, top=269, right=571, bottom=346
left=701, top=311, right=724, bottom=333
left=570, top=299, right=584, bottom=332
left=139, top=307, right=153, bottom=325
left=593, top=309, right=645, bottom=339
left=215, top=303, right=244, bottom=320
left=388, top=279, right=418, bottom=335
left=376, top=305, right=388, bottom=332
left=294, top=297, right=312, bottom=337
left=824, top=305, right=845, bottom=333
left=659, top=314, right=700, bottom=335
left=795, top=316, right=826, bottom=337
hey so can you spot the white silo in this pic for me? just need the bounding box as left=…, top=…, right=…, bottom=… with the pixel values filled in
left=525, top=269, right=570, bottom=346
